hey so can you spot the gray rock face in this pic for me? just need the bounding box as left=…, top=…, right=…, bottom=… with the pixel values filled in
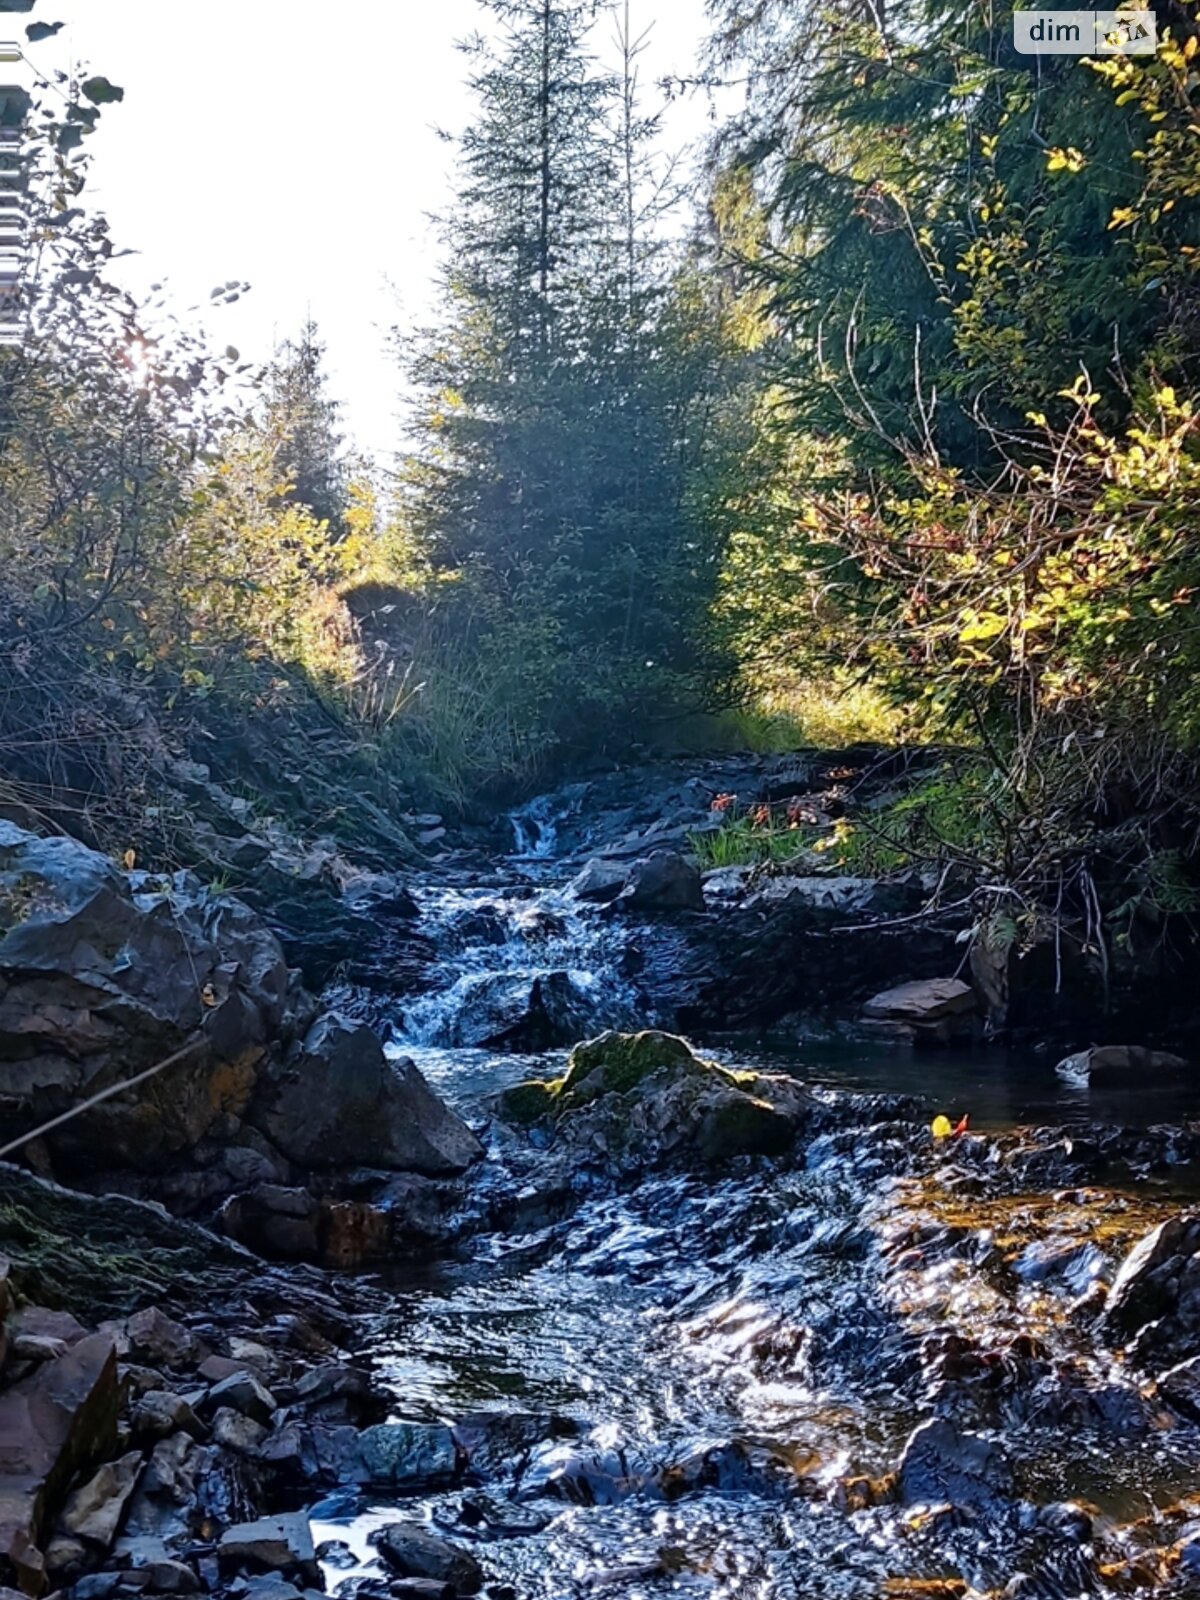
left=372, top=1524, right=483, bottom=1595
left=896, top=1418, right=1015, bottom=1511
left=248, top=1015, right=482, bottom=1175
left=0, top=823, right=289, bottom=1169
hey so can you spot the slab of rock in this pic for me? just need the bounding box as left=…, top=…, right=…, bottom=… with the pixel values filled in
left=0, top=1331, right=119, bottom=1589
left=861, top=978, right=975, bottom=1044
left=567, top=858, right=629, bottom=905
left=61, top=1450, right=144, bottom=1549
left=201, top=1371, right=276, bottom=1425
left=896, top=1418, right=1014, bottom=1511
left=248, top=1015, right=482, bottom=1175
left=1055, top=1044, right=1190, bottom=1085
left=499, top=1030, right=810, bottom=1170
left=217, top=1514, right=318, bottom=1583
left=372, top=1524, right=482, bottom=1595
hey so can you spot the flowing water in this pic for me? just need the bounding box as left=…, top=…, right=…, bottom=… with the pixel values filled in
left=324, top=786, right=1200, bottom=1599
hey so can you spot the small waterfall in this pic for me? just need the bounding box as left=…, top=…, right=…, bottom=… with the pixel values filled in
left=395, top=883, right=640, bottom=1050
left=508, top=793, right=561, bottom=860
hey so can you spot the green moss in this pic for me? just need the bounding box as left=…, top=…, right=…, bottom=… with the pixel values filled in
left=559, top=1030, right=703, bottom=1106
left=497, top=1078, right=559, bottom=1125
left=499, top=1031, right=745, bottom=1125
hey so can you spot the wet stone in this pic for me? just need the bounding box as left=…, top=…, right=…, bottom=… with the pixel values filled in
left=357, top=1423, right=461, bottom=1488
left=217, top=1515, right=319, bottom=1584
left=372, top=1524, right=483, bottom=1595
left=896, top=1418, right=1015, bottom=1511
left=202, top=1371, right=277, bottom=1425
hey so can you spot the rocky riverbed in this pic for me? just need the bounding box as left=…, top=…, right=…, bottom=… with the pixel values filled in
left=1, top=751, right=1199, bottom=1600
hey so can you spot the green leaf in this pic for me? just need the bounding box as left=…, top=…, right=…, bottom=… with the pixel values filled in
left=81, top=75, right=125, bottom=105
left=25, top=20, right=65, bottom=40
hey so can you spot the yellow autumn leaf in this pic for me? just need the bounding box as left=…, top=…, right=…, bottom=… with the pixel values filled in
left=122, top=849, right=136, bottom=870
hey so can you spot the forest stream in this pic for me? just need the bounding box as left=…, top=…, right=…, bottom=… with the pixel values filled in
left=287, top=777, right=1200, bottom=1600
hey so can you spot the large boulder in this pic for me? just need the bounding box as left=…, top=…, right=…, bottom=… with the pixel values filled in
left=1055, top=1044, right=1190, bottom=1086
left=1102, top=1213, right=1200, bottom=1364
left=613, top=851, right=703, bottom=913
left=498, top=1030, right=810, bottom=1169
left=247, top=1015, right=482, bottom=1176
left=0, top=824, right=289, bottom=1170
left=0, top=1332, right=120, bottom=1590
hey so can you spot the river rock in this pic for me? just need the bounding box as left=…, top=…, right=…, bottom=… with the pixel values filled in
left=613, top=851, right=703, bottom=913
left=217, top=1515, right=319, bottom=1583
left=200, top=1371, right=277, bottom=1425
left=0, top=1331, right=119, bottom=1589
left=357, top=1422, right=462, bottom=1488
left=1103, top=1212, right=1200, bottom=1361
left=1055, top=1044, right=1190, bottom=1085
left=896, top=1418, right=1015, bottom=1510
left=128, top=1392, right=206, bottom=1445
left=372, top=1524, right=483, bottom=1594
left=61, top=1451, right=144, bottom=1549
left=568, top=858, right=629, bottom=905
left=861, top=978, right=976, bottom=1043
left=434, top=971, right=604, bottom=1051
left=499, top=1030, right=809, bottom=1169
left=248, top=1015, right=482, bottom=1175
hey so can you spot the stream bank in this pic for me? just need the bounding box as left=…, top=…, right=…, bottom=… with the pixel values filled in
left=1, top=749, right=1199, bottom=1600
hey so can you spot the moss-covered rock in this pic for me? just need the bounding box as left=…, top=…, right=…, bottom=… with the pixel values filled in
left=497, top=1030, right=809, bottom=1170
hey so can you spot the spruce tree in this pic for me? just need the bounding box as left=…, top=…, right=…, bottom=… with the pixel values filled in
left=263, top=318, right=348, bottom=532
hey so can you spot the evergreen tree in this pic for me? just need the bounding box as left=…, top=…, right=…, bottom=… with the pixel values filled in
left=400, top=0, right=745, bottom=756
left=263, top=318, right=348, bottom=532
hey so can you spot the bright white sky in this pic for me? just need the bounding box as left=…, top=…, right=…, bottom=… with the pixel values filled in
left=25, top=0, right=719, bottom=461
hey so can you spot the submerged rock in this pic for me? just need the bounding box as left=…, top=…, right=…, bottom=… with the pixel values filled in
left=896, top=1417, right=1015, bottom=1511
left=498, top=1030, right=809, bottom=1168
